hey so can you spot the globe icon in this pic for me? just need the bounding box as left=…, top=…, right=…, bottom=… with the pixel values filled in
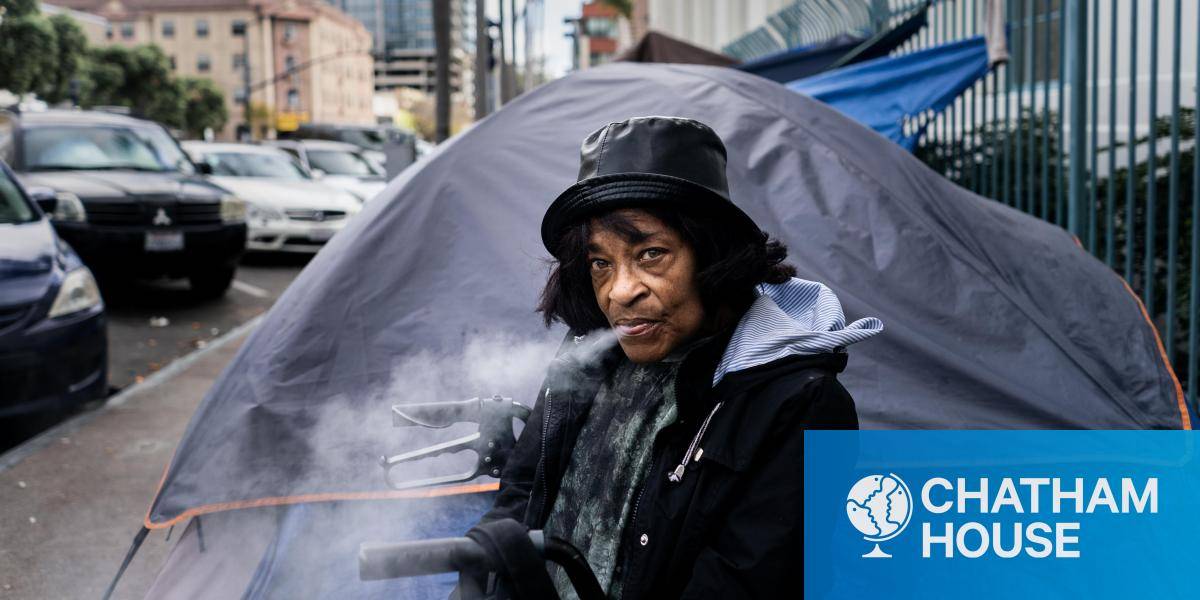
left=845, top=473, right=912, bottom=558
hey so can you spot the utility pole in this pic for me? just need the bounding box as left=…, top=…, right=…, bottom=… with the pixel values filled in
left=235, top=18, right=252, bottom=141
left=508, top=0, right=519, bottom=96
left=433, top=0, right=451, bottom=142
left=474, top=0, right=489, bottom=119
left=497, top=0, right=511, bottom=103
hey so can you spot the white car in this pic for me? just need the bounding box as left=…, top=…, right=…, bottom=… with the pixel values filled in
left=183, top=142, right=361, bottom=253
left=268, top=139, right=388, bottom=202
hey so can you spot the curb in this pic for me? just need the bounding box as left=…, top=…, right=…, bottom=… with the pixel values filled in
left=0, top=314, right=263, bottom=473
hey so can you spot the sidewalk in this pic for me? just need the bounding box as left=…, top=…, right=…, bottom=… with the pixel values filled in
left=0, top=319, right=258, bottom=600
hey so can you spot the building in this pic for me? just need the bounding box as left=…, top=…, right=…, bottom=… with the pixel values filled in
left=54, top=0, right=375, bottom=139
left=638, top=0, right=794, bottom=56
left=573, top=0, right=633, bottom=70
left=327, top=0, right=474, bottom=98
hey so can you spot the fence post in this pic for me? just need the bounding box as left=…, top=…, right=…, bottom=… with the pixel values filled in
left=1067, top=0, right=1088, bottom=238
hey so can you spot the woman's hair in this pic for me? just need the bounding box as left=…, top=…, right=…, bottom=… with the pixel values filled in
left=537, top=205, right=796, bottom=331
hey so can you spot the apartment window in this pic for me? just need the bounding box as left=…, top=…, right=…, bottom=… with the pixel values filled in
left=105, top=23, right=113, bottom=39
left=162, top=20, right=175, bottom=38
left=286, top=89, right=300, bottom=109
left=168, top=55, right=176, bottom=70
left=234, top=88, right=247, bottom=102
left=284, top=23, right=297, bottom=42
left=232, top=20, right=247, bottom=36
left=233, top=53, right=246, bottom=70
left=284, top=55, right=296, bottom=73
left=196, top=19, right=209, bottom=38
left=197, top=53, right=211, bottom=72
left=120, top=22, right=134, bottom=39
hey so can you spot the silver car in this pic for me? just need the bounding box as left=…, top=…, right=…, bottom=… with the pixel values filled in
left=268, top=139, right=388, bottom=203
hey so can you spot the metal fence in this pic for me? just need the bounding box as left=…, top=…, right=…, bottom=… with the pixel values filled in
left=878, top=0, right=1199, bottom=414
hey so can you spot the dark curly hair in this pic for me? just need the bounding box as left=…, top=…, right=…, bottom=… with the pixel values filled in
left=537, top=205, right=796, bottom=332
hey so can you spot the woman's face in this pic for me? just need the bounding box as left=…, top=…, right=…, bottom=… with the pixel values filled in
left=587, top=209, right=706, bottom=363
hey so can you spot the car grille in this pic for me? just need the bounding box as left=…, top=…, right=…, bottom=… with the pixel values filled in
left=0, top=304, right=31, bottom=335
left=86, top=200, right=222, bottom=226
left=285, top=209, right=346, bottom=222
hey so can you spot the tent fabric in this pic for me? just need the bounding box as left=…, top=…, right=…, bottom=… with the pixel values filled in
left=145, top=61, right=1189, bottom=531
left=617, top=30, right=739, bottom=67
left=789, top=35, right=991, bottom=150
left=736, top=1, right=928, bottom=84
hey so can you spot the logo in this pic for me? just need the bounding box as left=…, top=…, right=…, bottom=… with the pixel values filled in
left=846, top=473, right=913, bottom=558
left=313, top=210, right=325, bottom=222
left=152, top=207, right=172, bottom=226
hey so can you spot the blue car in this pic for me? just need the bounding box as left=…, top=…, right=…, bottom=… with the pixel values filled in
left=0, top=160, right=107, bottom=419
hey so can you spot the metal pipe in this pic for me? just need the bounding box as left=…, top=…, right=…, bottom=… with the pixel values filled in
left=1087, top=0, right=1100, bottom=253
left=1165, top=0, right=1183, bottom=364
left=1144, top=0, right=1161, bottom=311
left=1125, top=0, right=1140, bottom=283
left=1189, top=0, right=1200, bottom=407
left=1106, top=0, right=1119, bottom=266
left=1067, top=0, right=1089, bottom=237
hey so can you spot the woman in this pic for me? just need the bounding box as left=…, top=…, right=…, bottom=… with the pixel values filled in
left=474, top=116, right=882, bottom=599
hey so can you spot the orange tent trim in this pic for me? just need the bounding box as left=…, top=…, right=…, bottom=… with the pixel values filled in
left=143, top=481, right=500, bottom=530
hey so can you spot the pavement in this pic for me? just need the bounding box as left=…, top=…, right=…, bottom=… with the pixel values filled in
left=0, top=315, right=257, bottom=600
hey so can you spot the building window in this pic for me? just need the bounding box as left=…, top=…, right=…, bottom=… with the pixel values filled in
left=120, top=22, right=135, bottom=39
left=286, top=89, right=300, bottom=109
left=105, top=23, right=113, bottom=39
left=233, top=53, right=246, bottom=70
left=162, top=20, right=174, bottom=38
left=284, top=23, right=297, bottom=42
left=232, top=20, right=247, bottom=36
left=197, top=53, right=211, bottom=72
left=234, top=88, right=247, bottom=102
left=584, top=17, right=616, bottom=39
left=168, top=55, right=176, bottom=70
left=284, top=55, right=295, bottom=73
left=196, top=19, right=209, bottom=38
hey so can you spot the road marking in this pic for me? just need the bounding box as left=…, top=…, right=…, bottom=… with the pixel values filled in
left=232, top=279, right=271, bottom=298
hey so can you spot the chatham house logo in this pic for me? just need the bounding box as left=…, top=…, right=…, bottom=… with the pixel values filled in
left=846, top=473, right=913, bottom=558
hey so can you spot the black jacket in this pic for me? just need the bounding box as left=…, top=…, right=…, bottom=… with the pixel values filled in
left=477, top=328, right=859, bottom=599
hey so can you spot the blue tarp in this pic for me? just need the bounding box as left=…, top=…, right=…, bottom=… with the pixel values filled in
left=789, top=35, right=990, bottom=150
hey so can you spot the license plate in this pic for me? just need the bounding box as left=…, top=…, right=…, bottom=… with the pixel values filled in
left=307, top=228, right=336, bottom=242
left=145, top=231, right=184, bottom=252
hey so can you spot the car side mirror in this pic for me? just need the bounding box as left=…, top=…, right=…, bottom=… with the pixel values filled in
left=27, top=186, right=57, bottom=214
left=196, top=161, right=214, bottom=175
left=311, top=168, right=326, bottom=179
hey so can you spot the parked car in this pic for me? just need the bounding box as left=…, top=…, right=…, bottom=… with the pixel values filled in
left=268, top=139, right=388, bottom=203
left=0, top=160, right=107, bottom=419
left=0, top=108, right=247, bottom=298
left=276, top=122, right=415, bottom=167
left=182, top=142, right=361, bottom=253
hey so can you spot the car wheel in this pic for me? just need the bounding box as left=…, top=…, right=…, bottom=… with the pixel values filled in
left=189, top=266, right=235, bottom=300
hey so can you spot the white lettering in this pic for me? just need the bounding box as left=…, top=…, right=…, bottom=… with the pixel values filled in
left=923, top=522, right=954, bottom=558
left=1052, top=477, right=1084, bottom=513
left=1056, top=523, right=1080, bottom=557
left=1024, top=522, right=1053, bottom=558
left=1020, top=477, right=1049, bottom=513
left=922, top=477, right=953, bottom=514
left=1122, top=478, right=1158, bottom=513
left=957, top=478, right=989, bottom=513
left=1086, top=479, right=1118, bottom=513
left=991, top=478, right=1024, bottom=513
left=993, top=523, right=1022, bottom=558
left=956, top=522, right=990, bottom=558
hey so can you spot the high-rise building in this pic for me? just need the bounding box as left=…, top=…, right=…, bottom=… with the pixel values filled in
left=328, top=0, right=474, bottom=97
left=53, top=0, right=376, bottom=139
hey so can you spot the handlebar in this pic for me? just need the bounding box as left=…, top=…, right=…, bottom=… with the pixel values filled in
left=359, top=531, right=605, bottom=600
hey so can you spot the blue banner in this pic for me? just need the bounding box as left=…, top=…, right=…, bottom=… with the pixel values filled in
left=805, top=431, right=1200, bottom=599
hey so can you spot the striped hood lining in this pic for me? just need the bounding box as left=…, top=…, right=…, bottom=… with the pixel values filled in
left=713, top=278, right=884, bottom=386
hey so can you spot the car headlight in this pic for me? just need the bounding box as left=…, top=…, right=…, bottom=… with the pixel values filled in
left=246, top=202, right=285, bottom=222
left=220, top=194, right=247, bottom=223
left=48, top=268, right=102, bottom=318
left=52, top=192, right=87, bottom=222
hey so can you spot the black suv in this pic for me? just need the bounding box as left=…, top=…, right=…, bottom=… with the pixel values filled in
left=0, top=109, right=247, bottom=298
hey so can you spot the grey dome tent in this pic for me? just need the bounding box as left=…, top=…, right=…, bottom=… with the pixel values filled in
left=110, top=62, right=1189, bottom=599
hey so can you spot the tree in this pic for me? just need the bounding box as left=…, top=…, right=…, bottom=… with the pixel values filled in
left=0, top=12, right=57, bottom=95
left=81, top=45, right=183, bottom=126
left=40, top=14, right=88, bottom=104
left=179, top=77, right=228, bottom=137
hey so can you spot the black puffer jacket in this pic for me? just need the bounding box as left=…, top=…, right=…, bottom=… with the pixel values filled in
left=478, top=279, right=881, bottom=599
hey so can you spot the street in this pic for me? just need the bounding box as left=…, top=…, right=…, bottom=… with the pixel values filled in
left=0, top=255, right=307, bottom=455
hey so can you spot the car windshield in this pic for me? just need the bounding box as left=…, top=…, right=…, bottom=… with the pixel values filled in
left=0, top=169, right=36, bottom=224
left=204, top=151, right=311, bottom=180
left=308, top=149, right=383, bottom=177
left=23, top=125, right=194, bottom=174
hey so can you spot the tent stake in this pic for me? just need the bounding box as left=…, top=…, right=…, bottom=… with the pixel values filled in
left=101, top=526, right=149, bottom=600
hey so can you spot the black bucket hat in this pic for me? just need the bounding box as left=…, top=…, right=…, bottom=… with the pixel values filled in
left=540, top=116, right=761, bottom=257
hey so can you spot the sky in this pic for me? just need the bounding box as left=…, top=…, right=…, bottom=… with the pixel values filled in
left=542, top=0, right=582, bottom=77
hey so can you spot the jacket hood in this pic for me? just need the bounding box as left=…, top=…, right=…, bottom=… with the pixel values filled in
left=713, top=278, right=883, bottom=386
